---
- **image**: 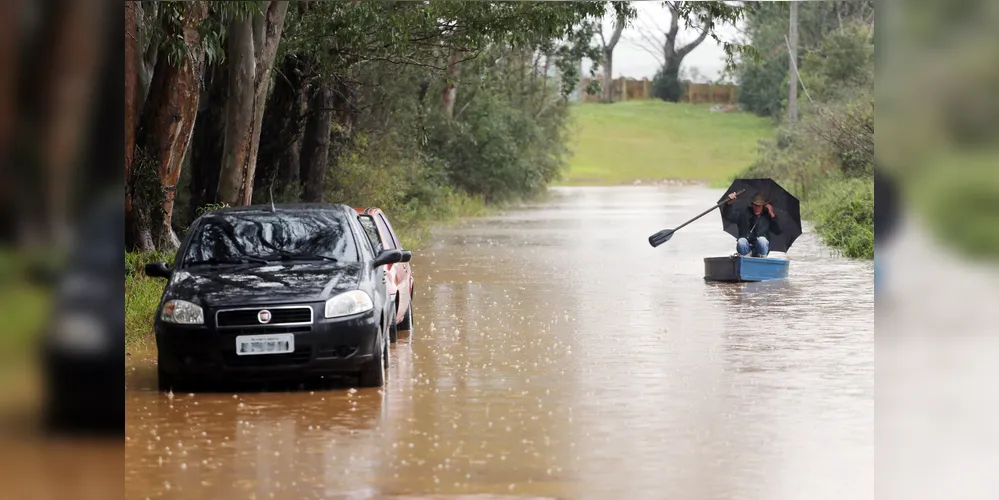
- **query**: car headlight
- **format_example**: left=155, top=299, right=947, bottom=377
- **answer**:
left=325, top=290, right=373, bottom=318
left=50, top=312, right=108, bottom=354
left=160, top=299, right=204, bottom=325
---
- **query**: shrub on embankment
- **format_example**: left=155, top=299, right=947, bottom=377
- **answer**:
left=733, top=14, right=874, bottom=259
left=736, top=94, right=874, bottom=260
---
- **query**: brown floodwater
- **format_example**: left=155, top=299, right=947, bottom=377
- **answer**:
left=125, top=186, right=873, bottom=500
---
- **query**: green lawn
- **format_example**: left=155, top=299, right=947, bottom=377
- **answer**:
left=562, top=100, right=773, bottom=186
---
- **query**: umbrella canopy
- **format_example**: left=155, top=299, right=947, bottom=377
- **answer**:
left=718, top=178, right=802, bottom=253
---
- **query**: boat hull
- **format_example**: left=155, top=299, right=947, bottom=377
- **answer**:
left=704, top=255, right=789, bottom=282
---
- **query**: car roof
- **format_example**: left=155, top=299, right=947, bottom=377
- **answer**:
left=208, top=203, right=353, bottom=216
left=353, top=207, right=383, bottom=216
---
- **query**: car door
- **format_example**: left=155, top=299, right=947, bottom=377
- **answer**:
left=375, top=212, right=411, bottom=309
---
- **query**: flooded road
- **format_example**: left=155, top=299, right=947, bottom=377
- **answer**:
left=126, top=186, right=873, bottom=500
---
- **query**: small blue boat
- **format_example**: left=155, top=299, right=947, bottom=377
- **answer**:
left=703, top=255, right=789, bottom=282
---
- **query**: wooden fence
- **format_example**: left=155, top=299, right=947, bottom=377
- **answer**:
left=578, top=76, right=739, bottom=105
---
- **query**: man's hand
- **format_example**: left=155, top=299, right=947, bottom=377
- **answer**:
left=765, top=203, right=775, bottom=217
left=727, top=192, right=738, bottom=204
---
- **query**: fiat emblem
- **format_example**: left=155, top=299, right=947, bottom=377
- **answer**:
left=257, top=310, right=272, bottom=324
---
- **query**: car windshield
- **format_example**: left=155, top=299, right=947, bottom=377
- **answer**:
left=181, top=210, right=359, bottom=266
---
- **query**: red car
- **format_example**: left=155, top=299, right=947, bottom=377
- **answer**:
left=354, top=207, right=415, bottom=343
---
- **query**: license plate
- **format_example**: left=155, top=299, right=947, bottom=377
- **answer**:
left=235, top=334, right=295, bottom=356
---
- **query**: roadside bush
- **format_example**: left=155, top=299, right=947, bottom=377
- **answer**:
left=427, top=91, right=568, bottom=204
left=737, top=51, right=787, bottom=118
left=807, top=178, right=874, bottom=259
left=651, top=66, right=684, bottom=103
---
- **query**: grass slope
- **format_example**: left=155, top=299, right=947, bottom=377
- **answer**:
left=563, top=101, right=773, bottom=186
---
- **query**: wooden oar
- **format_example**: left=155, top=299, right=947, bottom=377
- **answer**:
left=648, top=189, right=745, bottom=248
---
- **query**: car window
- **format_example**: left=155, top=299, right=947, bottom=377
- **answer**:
left=181, top=210, right=359, bottom=265
left=377, top=213, right=402, bottom=249
left=373, top=215, right=397, bottom=250
left=357, top=215, right=383, bottom=253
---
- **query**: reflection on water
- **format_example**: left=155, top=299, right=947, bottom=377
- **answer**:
left=126, top=186, right=873, bottom=500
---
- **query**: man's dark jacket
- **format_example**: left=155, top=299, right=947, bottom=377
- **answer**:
left=721, top=202, right=782, bottom=241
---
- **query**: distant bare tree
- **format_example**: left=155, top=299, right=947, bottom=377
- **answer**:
left=596, top=6, right=630, bottom=103
left=630, top=2, right=712, bottom=76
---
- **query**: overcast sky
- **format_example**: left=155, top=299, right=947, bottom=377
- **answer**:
left=581, top=2, right=745, bottom=82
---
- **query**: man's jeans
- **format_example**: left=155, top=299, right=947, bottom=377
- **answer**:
left=737, top=237, right=769, bottom=257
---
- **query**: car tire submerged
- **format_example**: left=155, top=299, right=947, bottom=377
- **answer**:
left=389, top=301, right=400, bottom=344
left=398, top=292, right=413, bottom=332
left=358, top=321, right=389, bottom=388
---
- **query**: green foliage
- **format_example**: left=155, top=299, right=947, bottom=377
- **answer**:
left=909, top=151, right=999, bottom=260
left=808, top=178, right=874, bottom=259
left=429, top=95, right=560, bottom=203
left=737, top=49, right=787, bottom=117
left=733, top=4, right=875, bottom=259
left=282, top=0, right=606, bottom=94
left=734, top=1, right=875, bottom=119
left=149, top=1, right=260, bottom=68
left=799, top=21, right=874, bottom=103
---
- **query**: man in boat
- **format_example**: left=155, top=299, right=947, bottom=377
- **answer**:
left=722, top=191, right=782, bottom=257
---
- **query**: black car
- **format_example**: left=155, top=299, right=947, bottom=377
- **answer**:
left=143, top=204, right=410, bottom=390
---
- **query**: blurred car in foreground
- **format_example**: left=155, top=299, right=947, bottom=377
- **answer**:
left=143, top=204, right=405, bottom=390
left=40, top=190, right=124, bottom=436
left=354, top=207, right=415, bottom=343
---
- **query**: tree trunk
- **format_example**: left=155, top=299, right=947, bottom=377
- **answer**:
left=254, top=54, right=309, bottom=201
left=216, top=1, right=289, bottom=206
left=135, top=2, right=207, bottom=251
left=216, top=16, right=255, bottom=207
left=441, top=49, right=459, bottom=118
left=188, top=61, right=228, bottom=221
left=299, top=82, right=333, bottom=203
left=40, top=0, right=102, bottom=249
left=599, top=11, right=626, bottom=104
left=657, top=6, right=712, bottom=103
left=788, top=0, right=799, bottom=123
left=240, top=1, right=289, bottom=204
left=601, top=49, right=614, bottom=103
left=125, top=0, right=138, bottom=246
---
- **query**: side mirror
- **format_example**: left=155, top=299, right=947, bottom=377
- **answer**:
left=371, top=249, right=403, bottom=269
left=400, top=250, right=412, bottom=263
left=144, top=262, right=172, bottom=279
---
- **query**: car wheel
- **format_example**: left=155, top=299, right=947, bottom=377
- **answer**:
left=398, top=293, right=413, bottom=332
left=358, top=334, right=386, bottom=388
left=389, top=302, right=399, bottom=344
left=383, top=332, right=390, bottom=370
left=157, top=363, right=178, bottom=392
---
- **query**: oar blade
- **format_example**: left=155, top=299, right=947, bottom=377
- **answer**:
left=648, top=229, right=675, bottom=247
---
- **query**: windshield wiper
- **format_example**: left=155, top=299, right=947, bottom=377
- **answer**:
left=269, top=251, right=339, bottom=263
left=186, top=256, right=269, bottom=267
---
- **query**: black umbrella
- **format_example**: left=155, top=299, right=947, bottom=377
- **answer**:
left=718, top=178, right=802, bottom=253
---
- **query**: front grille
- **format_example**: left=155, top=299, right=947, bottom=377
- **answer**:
left=216, top=306, right=313, bottom=328
left=222, top=349, right=313, bottom=367
left=225, top=325, right=312, bottom=335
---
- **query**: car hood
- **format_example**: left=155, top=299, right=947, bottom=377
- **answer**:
left=166, top=262, right=366, bottom=306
